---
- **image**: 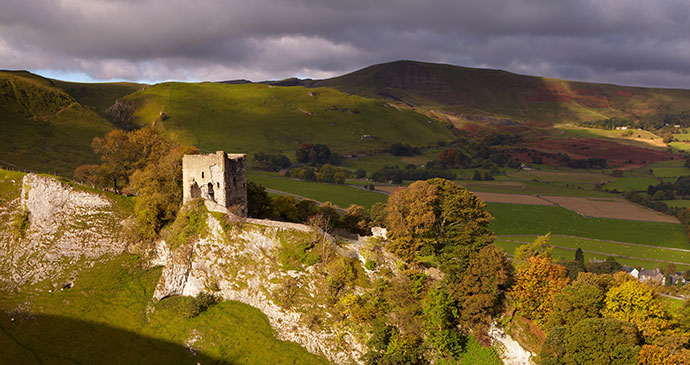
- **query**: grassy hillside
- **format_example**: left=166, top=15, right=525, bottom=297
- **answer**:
left=310, top=60, right=690, bottom=124
left=0, top=71, right=117, bottom=176
left=0, top=254, right=325, bottom=364
left=116, top=82, right=454, bottom=156
left=53, top=79, right=142, bottom=117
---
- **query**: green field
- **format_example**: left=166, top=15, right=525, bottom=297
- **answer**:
left=603, top=176, right=659, bottom=191
left=664, top=200, right=690, bottom=208
left=673, top=132, right=690, bottom=142
left=497, top=235, right=690, bottom=270
left=462, top=179, right=615, bottom=197
left=0, top=255, right=324, bottom=364
left=486, top=203, right=688, bottom=249
left=249, top=171, right=387, bottom=209
left=495, top=239, right=690, bottom=271
left=507, top=170, right=613, bottom=184
left=652, top=167, right=690, bottom=178
left=669, top=142, right=690, bottom=151
left=341, top=149, right=441, bottom=173
left=120, top=82, right=454, bottom=158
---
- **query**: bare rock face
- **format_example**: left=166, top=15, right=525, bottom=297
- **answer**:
left=0, top=174, right=128, bottom=288
left=152, top=215, right=367, bottom=364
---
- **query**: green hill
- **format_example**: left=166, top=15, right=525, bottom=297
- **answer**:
left=308, top=60, right=690, bottom=124
left=115, top=82, right=455, bottom=156
left=52, top=79, right=142, bottom=117
left=0, top=70, right=117, bottom=175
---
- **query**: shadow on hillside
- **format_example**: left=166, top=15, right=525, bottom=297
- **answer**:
left=0, top=313, right=233, bottom=364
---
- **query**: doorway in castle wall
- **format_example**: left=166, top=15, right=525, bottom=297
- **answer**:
left=207, top=182, right=215, bottom=201
left=190, top=182, right=201, bottom=199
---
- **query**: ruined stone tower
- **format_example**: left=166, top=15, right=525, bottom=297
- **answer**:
left=182, top=151, right=247, bottom=217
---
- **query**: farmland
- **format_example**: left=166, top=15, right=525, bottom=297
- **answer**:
left=486, top=202, right=688, bottom=249
left=249, top=171, right=387, bottom=209
left=495, top=237, right=690, bottom=271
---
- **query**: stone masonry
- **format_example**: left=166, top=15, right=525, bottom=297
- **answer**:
left=182, top=151, right=247, bottom=217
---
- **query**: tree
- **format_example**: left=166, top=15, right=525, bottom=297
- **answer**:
left=574, top=248, right=584, bottom=263
left=562, top=318, right=640, bottom=364
left=511, top=256, right=569, bottom=326
left=513, top=233, right=552, bottom=267
left=423, top=286, right=463, bottom=357
left=73, top=164, right=101, bottom=186
left=384, top=178, right=494, bottom=270
left=247, top=180, right=273, bottom=218
left=125, top=145, right=199, bottom=238
left=639, top=344, right=690, bottom=365
left=369, top=202, right=387, bottom=227
left=449, top=244, right=512, bottom=338
left=557, top=259, right=586, bottom=281
left=546, top=283, right=605, bottom=329
left=272, top=195, right=299, bottom=222
left=603, top=280, right=669, bottom=339
left=318, top=202, right=340, bottom=229
left=343, top=204, right=370, bottom=235
left=354, top=168, right=367, bottom=179
left=91, top=128, right=171, bottom=193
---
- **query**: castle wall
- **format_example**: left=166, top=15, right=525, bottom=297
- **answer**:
left=182, top=151, right=247, bottom=216
left=224, top=154, right=248, bottom=216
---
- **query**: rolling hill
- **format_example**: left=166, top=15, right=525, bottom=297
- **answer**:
left=0, top=71, right=120, bottom=175
left=307, top=60, right=690, bottom=126
left=112, top=81, right=455, bottom=157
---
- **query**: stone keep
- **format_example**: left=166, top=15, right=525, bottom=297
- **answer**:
left=182, top=151, right=247, bottom=217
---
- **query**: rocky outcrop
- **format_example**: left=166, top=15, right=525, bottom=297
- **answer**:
left=0, top=174, right=128, bottom=288
left=105, top=99, right=136, bottom=129
left=152, top=215, right=367, bottom=363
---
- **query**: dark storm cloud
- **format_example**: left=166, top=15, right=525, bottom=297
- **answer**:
left=1, top=0, right=689, bottom=87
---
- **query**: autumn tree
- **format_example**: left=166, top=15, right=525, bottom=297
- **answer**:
left=511, top=256, right=569, bottom=326
left=449, top=244, right=512, bottom=338
left=603, top=280, right=669, bottom=339
left=90, top=128, right=171, bottom=192
left=513, top=233, right=552, bottom=268
left=384, top=178, right=494, bottom=271
left=125, top=145, right=199, bottom=238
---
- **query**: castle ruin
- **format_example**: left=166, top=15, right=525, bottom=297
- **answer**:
left=182, top=151, right=247, bottom=217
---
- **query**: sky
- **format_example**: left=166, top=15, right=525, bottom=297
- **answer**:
left=1, top=0, right=689, bottom=87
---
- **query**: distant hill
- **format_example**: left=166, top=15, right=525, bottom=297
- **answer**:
left=307, top=60, right=690, bottom=125
left=113, top=81, right=454, bottom=157
left=0, top=70, right=118, bottom=175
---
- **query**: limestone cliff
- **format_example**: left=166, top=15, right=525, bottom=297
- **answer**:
left=151, top=214, right=368, bottom=363
left=0, top=174, right=129, bottom=289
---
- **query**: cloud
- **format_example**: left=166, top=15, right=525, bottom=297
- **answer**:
left=0, top=0, right=689, bottom=87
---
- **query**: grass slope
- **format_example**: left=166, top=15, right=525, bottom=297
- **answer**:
left=0, top=254, right=325, bottom=364
left=117, top=81, right=454, bottom=156
left=310, top=60, right=690, bottom=124
left=53, top=79, right=142, bottom=117
left=487, top=203, right=688, bottom=249
left=0, top=70, right=117, bottom=176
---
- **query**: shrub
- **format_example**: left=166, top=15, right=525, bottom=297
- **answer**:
left=10, top=209, right=29, bottom=239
